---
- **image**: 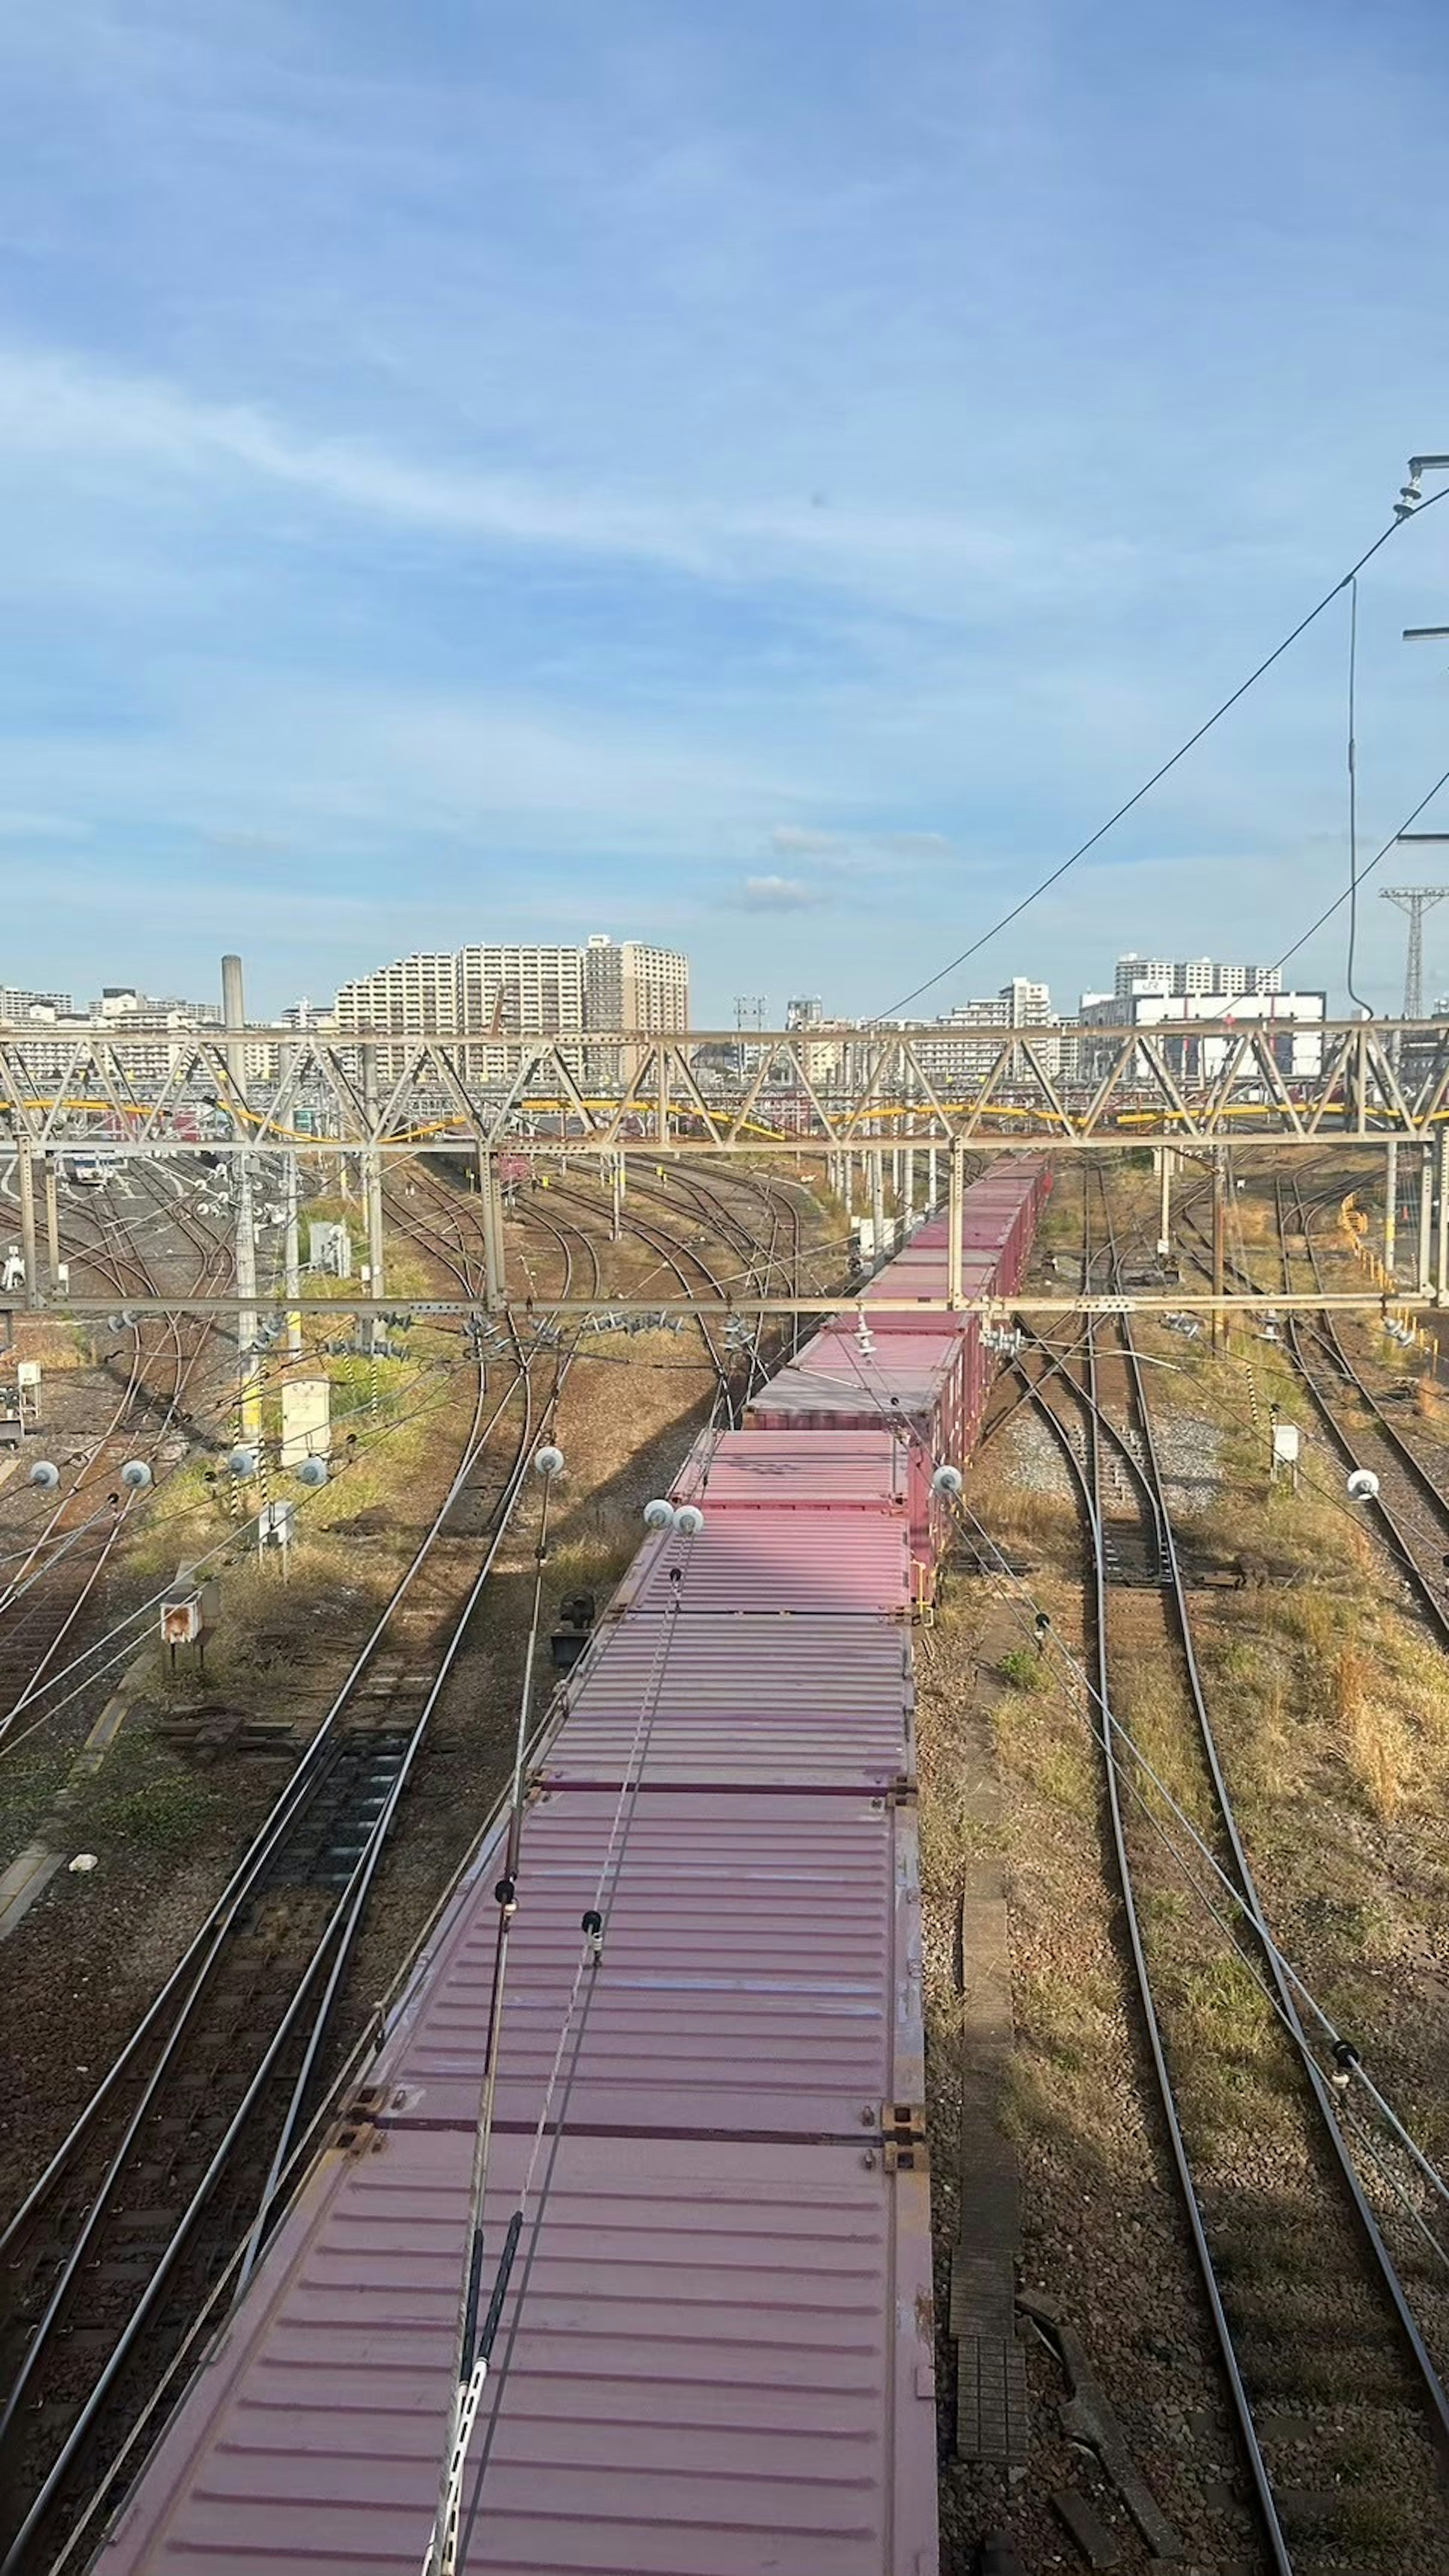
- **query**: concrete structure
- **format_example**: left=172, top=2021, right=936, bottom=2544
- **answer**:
left=1078, top=984, right=1325, bottom=1081
left=1113, top=953, right=1281, bottom=1000
left=334, top=952, right=463, bottom=1079
left=333, top=938, right=688, bottom=1085
left=0, top=985, right=73, bottom=1021
left=914, top=980, right=1054, bottom=1085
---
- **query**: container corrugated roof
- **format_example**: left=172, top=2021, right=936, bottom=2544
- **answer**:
left=94, top=2131, right=937, bottom=2576
left=670, top=1428, right=908, bottom=1508
left=380, top=1791, right=921, bottom=2136
left=615, top=1506, right=914, bottom=1616
left=545, top=1613, right=914, bottom=1789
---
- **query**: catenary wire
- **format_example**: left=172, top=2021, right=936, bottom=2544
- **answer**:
left=872, top=492, right=1449, bottom=1020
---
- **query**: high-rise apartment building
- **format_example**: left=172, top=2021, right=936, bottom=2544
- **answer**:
left=914, top=979, right=1055, bottom=1084
left=332, top=936, right=690, bottom=1087
left=0, top=985, right=74, bottom=1022
left=1114, top=953, right=1281, bottom=1001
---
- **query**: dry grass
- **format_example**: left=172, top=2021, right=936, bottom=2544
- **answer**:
left=983, top=1488, right=1076, bottom=1554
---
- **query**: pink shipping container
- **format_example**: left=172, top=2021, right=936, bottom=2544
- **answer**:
left=671, top=1426, right=909, bottom=1509
left=544, top=1611, right=915, bottom=1790
left=94, top=2128, right=937, bottom=2576
left=746, top=1332, right=966, bottom=1571
left=615, top=1499, right=915, bottom=1618
left=82, top=1160, right=1057, bottom=2576
left=372, top=1788, right=922, bottom=2138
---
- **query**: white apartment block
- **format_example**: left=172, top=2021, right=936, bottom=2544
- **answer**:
left=913, top=980, right=1056, bottom=1086
left=585, top=936, right=690, bottom=1083
left=1079, top=985, right=1324, bottom=1082
left=0, top=985, right=74, bottom=1022
left=332, top=937, right=689, bottom=1089
left=1114, top=953, right=1281, bottom=1000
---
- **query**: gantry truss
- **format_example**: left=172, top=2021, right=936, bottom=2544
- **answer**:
left=4, top=1017, right=1449, bottom=1154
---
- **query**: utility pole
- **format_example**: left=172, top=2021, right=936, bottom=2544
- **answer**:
left=1380, top=876, right=1449, bottom=1020
left=1379, top=873, right=1449, bottom=1280
left=222, top=954, right=261, bottom=1440
left=284, top=1151, right=302, bottom=1356
left=1211, top=1153, right=1226, bottom=1355
left=1438, top=1125, right=1449, bottom=1305
left=478, top=1146, right=506, bottom=1312
left=43, top=1157, right=60, bottom=1289
left=15, top=1148, right=37, bottom=1310
left=359, top=1048, right=386, bottom=1353
left=947, top=1142, right=964, bottom=1309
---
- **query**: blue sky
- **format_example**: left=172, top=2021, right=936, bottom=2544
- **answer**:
left=3, top=0, right=1449, bottom=1023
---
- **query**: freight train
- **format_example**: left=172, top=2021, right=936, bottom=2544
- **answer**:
left=86, top=1155, right=1049, bottom=2576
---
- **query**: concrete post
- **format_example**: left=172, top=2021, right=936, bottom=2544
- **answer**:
left=1418, top=1142, right=1434, bottom=1297
left=843, top=1156, right=854, bottom=1222
left=1438, top=1126, right=1449, bottom=1304
left=928, top=1144, right=938, bottom=1212
left=1385, top=1137, right=1398, bottom=1282
left=903, top=1149, right=915, bottom=1232
left=360, top=1050, right=385, bottom=1352
left=1211, top=1153, right=1226, bottom=1355
left=947, top=1143, right=964, bottom=1309
left=478, top=1147, right=506, bottom=1312
left=612, top=1151, right=623, bottom=1243
left=284, top=1151, right=302, bottom=1356
left=15, top=1147, right=37, bottom=1308
left=1156, top=1145, right=1172, bottom=1258
left=234, top=1151, right=262, bottom=1440
left=222, top=953, right=260, bottom=1430
left=870, top=1148, right=885, bottom=1263
left=43, top=1158, right=60, bottom=1288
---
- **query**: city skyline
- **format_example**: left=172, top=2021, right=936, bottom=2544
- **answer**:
left=0, top=942, right=1337, bottom=1034
left=2, top=6, right=1449, bottom=1022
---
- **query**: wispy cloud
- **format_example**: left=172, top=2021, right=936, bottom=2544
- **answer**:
left=0, top=341, right=1129, bottom=617
left=735, top=873, right=822, bottom=911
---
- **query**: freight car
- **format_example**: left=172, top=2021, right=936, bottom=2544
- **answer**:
left=82, top=1156, right=1048, bottom=2576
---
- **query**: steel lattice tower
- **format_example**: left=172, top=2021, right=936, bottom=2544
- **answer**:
left=1380, top=884, right=1449, bottom=1016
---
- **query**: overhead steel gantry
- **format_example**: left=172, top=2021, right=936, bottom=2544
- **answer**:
left=5, top=1016, right=1449, bottom=1322
left=4, top=1015, right=1449, bottom=1151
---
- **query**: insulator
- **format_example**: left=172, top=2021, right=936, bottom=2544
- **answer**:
left=1346, top=1468, right=1380, bottom=1503
left=534, top=1444, right=565, bottom=1479
left=228, top=1445, right=259, bottom=1479
left=120, top=1459, right=152, bottom=1489
left=673, top=1503, right=705, bottom=1537
left=28, top=1460, right=60, bottom=1488
left=298, top=1455, right=329, bottom=1486
left=643, top=1498, right=674, bottom=1528
left=932, top=1463, right=963, bottom=1495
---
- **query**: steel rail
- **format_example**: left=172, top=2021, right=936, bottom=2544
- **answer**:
left=1010, top=1282, right=1292, bottom=2568
left=1176, top=1187, right=1449, bottom=1648
left=1091, top=1193, right=1449, bottom=2465
left=1, top=1171, right=605, bottom=2565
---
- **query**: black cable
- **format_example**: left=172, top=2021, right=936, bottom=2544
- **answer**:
left=1345, top=576, right=1373, bottom=1016
left=872, top=492, right=1449, bottom=1022
left=1274, top=755, right=1449, bottom=978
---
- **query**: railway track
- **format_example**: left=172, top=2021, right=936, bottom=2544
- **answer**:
left=0, top=1196, right=586, bottom=2573
left=1174, top=1175, right=1449, bottom=1646
left=1010, top=1178, right=1449, bottom=2573
left=0, top=1152, right=818, bottom=2568
left=0, top=1174, right=233, bottom=1748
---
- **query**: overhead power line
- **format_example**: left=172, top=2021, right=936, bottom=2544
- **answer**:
left=874, top=489, right=1449, bottom=1021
